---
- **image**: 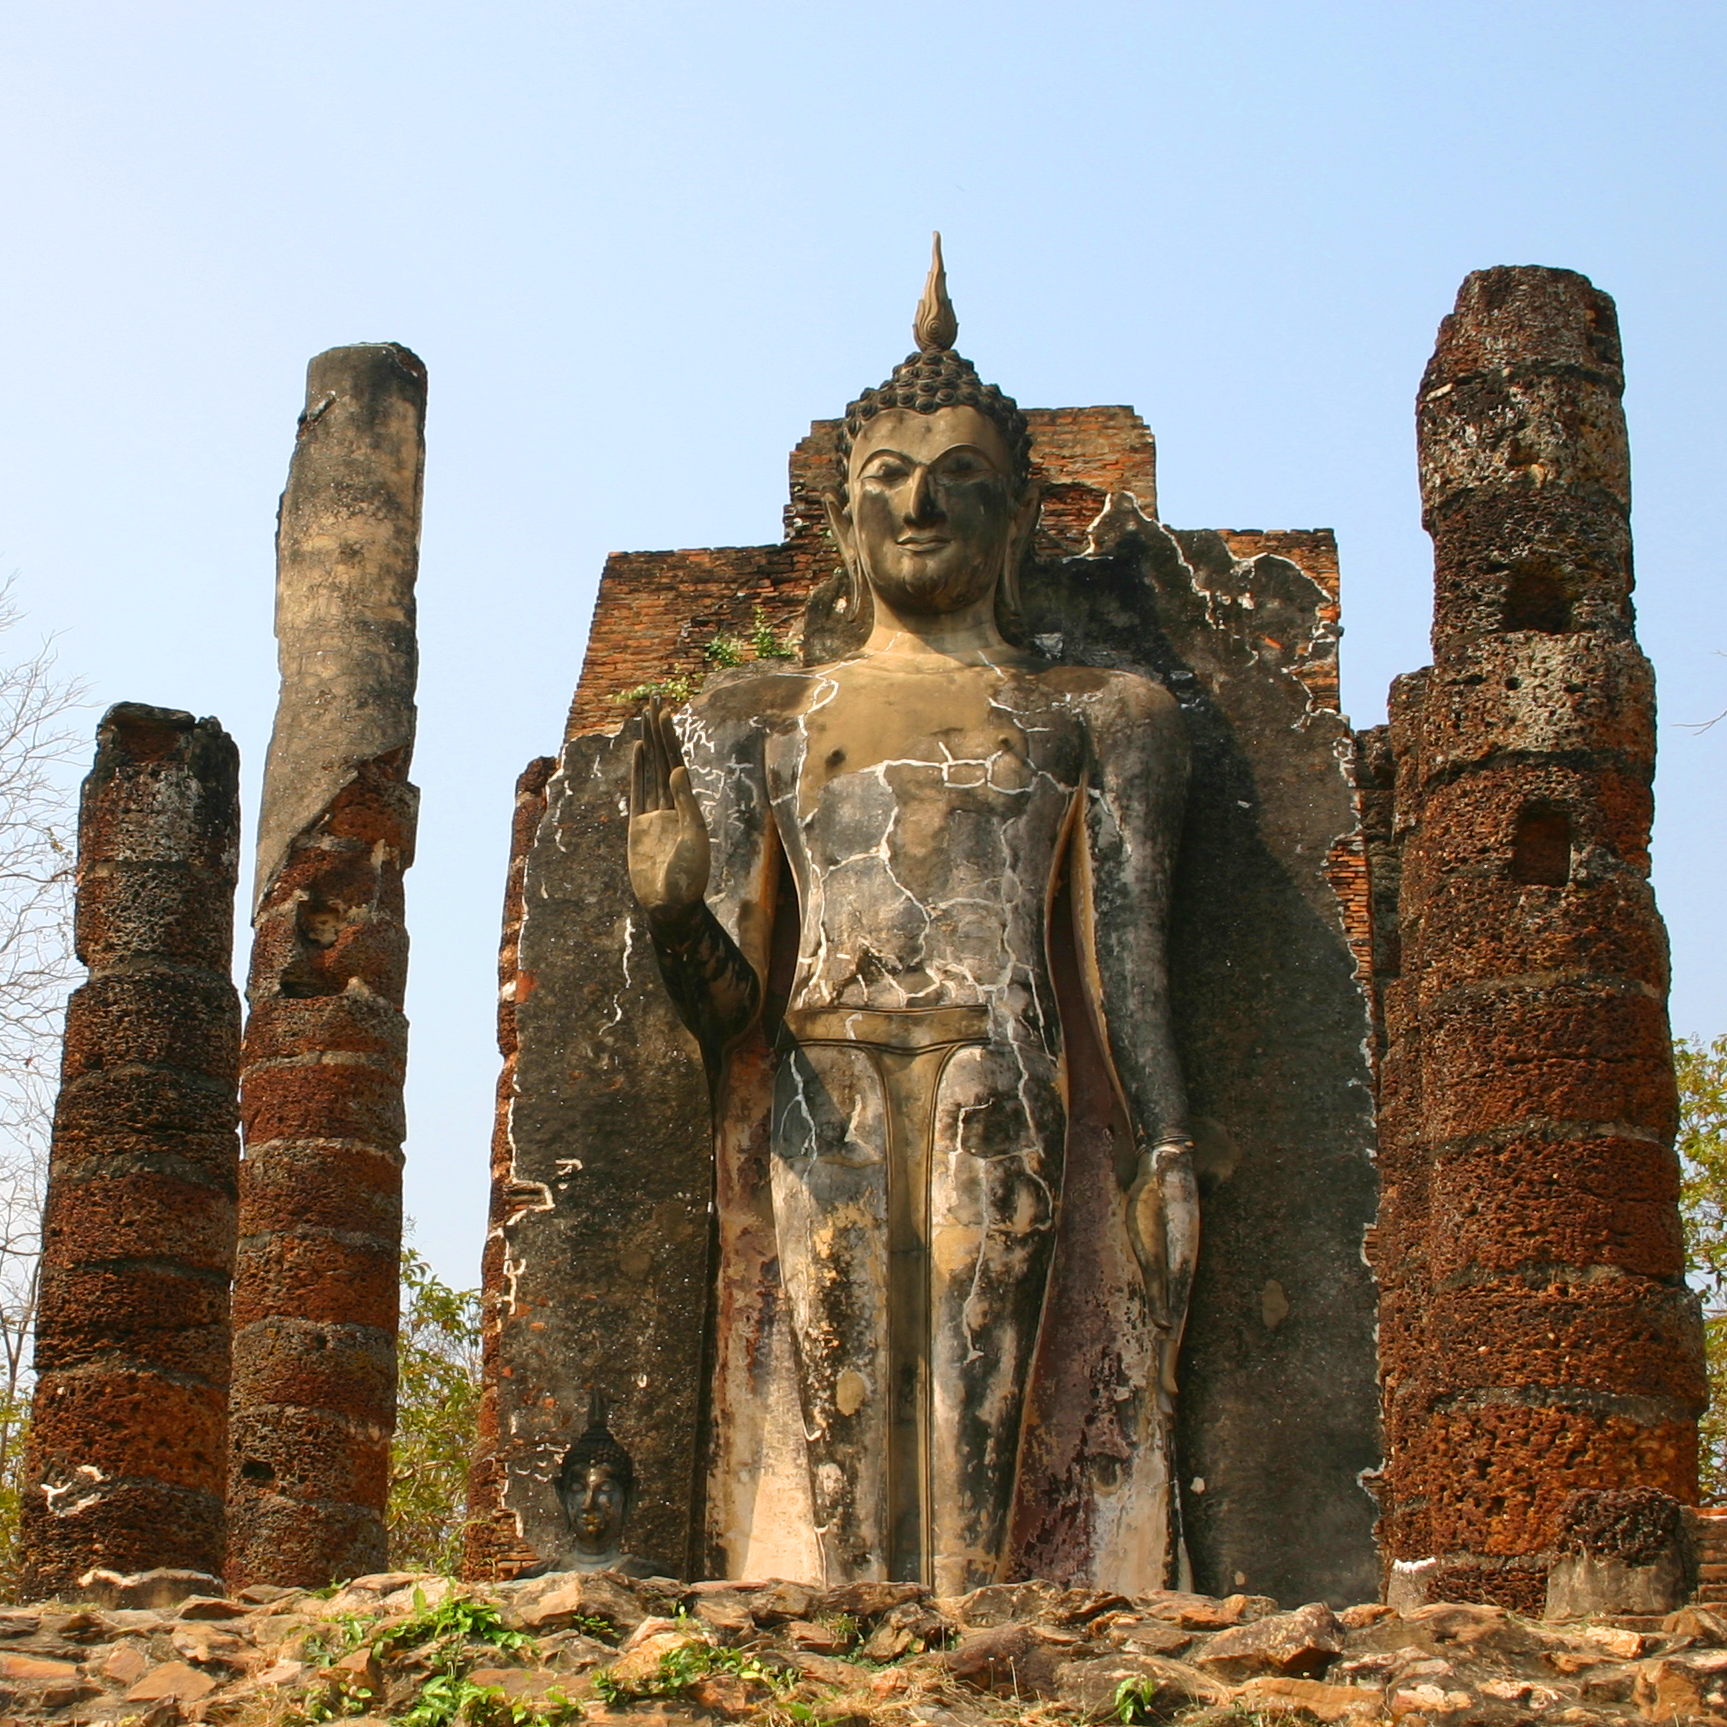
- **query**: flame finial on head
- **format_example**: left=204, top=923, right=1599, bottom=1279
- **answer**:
left=839, top=233, right=1031, bottom=501
left=913, top=232, right=959, bottom=352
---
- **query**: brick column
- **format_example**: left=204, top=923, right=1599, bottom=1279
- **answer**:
left=227, top=344, right=425, bottom=1588
left=20, top=704, right=240, bottom=1597
left=1373, top=268, right=1703, bottom=1611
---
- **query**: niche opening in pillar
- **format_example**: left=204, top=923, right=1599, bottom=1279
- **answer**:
left=1501, top=562, right=1574, bottom=633
left=1511, top=804, right=1573, bottom=887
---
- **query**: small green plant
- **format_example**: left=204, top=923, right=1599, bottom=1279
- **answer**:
left=591, top=1639, right=789, bottom=1705
left=818, top=1611, right=861, bottom=1651
left=1114, top=1673, right=1160, bottom=1724
left=703, top=633, right=746, bottom=668
left=566, top=1612, right=616, bottom=1642
left=289, top=1659, right=380, bottom=1726
left=390, top=1674, right=582, bottom=1727
left=300, top=1612, right=373, bottom=1668
left=374, top=1590, right=530, bottom=1659
left=395, top=1672, right=492, bottom=1727
left=749, top=606, right=798, bottom=660
left=612, top=674, right=699, bottom=706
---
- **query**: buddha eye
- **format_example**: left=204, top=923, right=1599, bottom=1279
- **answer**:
left=938, top=450, right=991, bottom=479
left=864, top=457, right=911, bottom=483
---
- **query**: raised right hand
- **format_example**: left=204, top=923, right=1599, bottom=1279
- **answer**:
left=627, top=697, right=711, bottom=923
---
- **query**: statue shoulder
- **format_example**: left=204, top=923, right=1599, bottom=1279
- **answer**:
left=690, top=663, right=817, bottom=728
left=1032, top=661, right=1184, bottom=734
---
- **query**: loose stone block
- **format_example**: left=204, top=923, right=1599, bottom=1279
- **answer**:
left=20, top=703, right=241, bottom=1599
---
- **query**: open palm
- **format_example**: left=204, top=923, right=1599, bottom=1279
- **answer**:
left=627, top=697, right=710, bottom=920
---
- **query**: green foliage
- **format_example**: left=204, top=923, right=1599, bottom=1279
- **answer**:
left=591, top=1639, right=788, bottom=1704
left=0, top=1386, right=28, bottom=1599
left=375, top=1590, right=530, bottom=1660
left=610, top=607, right=797, bottom=711
left=1113, top=1675, right=1160, bottom=1723
left=1679, top=1034, right=1727, bottom=1498
left=749, top=606, right=798, bottom=660
left=818, top=1612, right=860, bottom=1651
left=388, top=1251, right=483, bottom=1573
left=611, top=674, right=699, bottom=706
left=395, top=1671, right=492, bottom=1727
left=294, top=1589, right=571, bottom=1727
left=292, top=1677, right=376, bottom=1724
left=566, top=1613, right=617, bottom=1642
left=394, top=1671, right=580, bottom=1727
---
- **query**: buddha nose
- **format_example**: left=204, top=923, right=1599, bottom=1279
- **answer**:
left=905, top=463, right=941, bottom=525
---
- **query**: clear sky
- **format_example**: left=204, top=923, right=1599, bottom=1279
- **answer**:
left=2, top=1, right=1721, bottom=1286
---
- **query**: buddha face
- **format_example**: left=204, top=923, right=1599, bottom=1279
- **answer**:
left=832, top=406, right=1033, bottom=619
left=560, top=1459, right=630, bottom=1555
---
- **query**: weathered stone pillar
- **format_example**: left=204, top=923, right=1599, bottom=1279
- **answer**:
left=21, top=704, right=241, bottom=1598
left=463, top=755, right=555, bottom=1584
left=227, top=343, right=425, bottom=1588
left=1374, top=268, right=1703, bottom=1611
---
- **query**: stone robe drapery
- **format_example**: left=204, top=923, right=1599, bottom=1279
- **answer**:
left=670, top=657, right=1190, bottom=1594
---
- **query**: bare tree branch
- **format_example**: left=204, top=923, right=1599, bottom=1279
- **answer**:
left=0, top=579, right=85, bottom=1577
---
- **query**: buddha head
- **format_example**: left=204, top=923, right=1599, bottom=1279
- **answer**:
left=824, top=237, right=1040, bottom=639
left=554, top=1396, right=636, bottom=1561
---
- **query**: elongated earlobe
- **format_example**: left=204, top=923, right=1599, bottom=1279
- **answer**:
left=821, top=489, right=862, bottom=617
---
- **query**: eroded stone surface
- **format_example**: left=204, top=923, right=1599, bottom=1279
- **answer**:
left=1370, top=267, right=1702, bottom=1613
left=227, top=343, right=427, bottom=1590
left=19, top=704, right=241, bottom=1600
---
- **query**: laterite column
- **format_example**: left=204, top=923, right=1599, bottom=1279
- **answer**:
left=227, top=344, right=426, bottom=1587
left=1374, top=268, right=1703, bottom=1611
left=21, top=704, right=241, bottom=1597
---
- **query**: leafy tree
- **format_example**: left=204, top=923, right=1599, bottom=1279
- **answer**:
left=1677, top=1034, right=1727, bottom=1500
left=388, top=1246, right=483, bottom=1572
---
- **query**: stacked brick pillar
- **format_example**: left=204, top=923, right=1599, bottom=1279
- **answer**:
left=227, top=344, right=426, bottom=1587
left=1372, top=267, right=1703, bottom=1612
left=20, top=705, right=241, bottom=1598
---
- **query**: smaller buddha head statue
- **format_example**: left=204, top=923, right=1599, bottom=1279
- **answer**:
left=822, top=235, right=1041, bottom=643
left=553, top=1392, right=636, bottom=1563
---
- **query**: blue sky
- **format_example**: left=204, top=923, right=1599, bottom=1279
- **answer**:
left=2, top=1, right=1721, bottom=1284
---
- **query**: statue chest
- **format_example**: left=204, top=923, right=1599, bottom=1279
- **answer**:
left=763, top=680, right=1088, bottom=898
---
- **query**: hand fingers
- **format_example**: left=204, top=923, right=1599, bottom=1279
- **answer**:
left=647, top=696, right=672, bottom=803
left=636, top=712, right=665, bottom=812
left=658, top=704, right=687, bottom=777
left=630, top=738, right=646, bottom=817
left=669, top=764, right=701, bottom=827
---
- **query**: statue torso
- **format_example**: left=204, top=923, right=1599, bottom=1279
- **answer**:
left=755, top=655, right=1116, bottom=1024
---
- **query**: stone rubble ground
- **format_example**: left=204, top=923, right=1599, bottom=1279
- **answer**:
left=0, top=1571, right=1724, bottom=1727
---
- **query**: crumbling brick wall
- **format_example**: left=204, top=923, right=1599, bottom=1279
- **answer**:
left=1371, top=268, right=1703, bottom=1613
left=20, top=704, right=241, bottom=1598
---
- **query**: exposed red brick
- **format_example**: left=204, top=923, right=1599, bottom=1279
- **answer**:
left=227, top=345, right=425, bottom=1589
left=20, top=703, right=241, bottom=1598
left=1373, top=267, right=1700, bottom=1607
